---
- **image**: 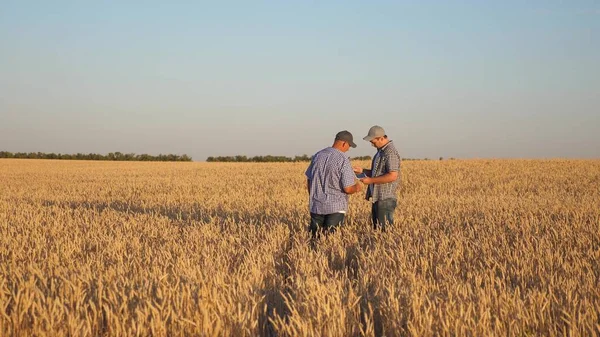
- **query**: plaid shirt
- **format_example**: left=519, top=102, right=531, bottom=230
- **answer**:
left=305, top=147, right=356, bottom=214
left=365, top=140, right=401, bottom=202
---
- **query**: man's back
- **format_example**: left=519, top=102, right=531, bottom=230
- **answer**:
left=305, top=147, right=355, bottom=214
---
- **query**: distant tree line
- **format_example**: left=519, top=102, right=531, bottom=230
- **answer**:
left=205, top=155, right=454, bottom=163
left=206, top=155, right=311, bottom=162
left=352, top=156, right=447, bottom=161
left=403, top=157, right=456, bottom=161
left=0, top=151, right=192, bottom=162
left=206, top=155, right=375, bottom=162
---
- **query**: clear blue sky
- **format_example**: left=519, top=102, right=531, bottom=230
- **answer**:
left=1, top=1, right=599, bottom=160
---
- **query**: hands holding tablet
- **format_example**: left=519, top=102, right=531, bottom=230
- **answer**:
left=353, top=166, right=371, bottom=183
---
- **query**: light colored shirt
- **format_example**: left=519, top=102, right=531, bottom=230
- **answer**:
left=305, top=147, right=355, bottom=214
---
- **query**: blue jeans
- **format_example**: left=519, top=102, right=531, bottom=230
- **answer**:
left=371, top=199, right=396, bottom=231
left=309, top=212, right=345, bottom=238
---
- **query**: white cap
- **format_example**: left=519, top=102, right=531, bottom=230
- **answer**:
left=363, top=125, right=386, bottom=141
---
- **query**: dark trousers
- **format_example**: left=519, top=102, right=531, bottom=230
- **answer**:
left=371, top=199, right=397, bottom=231
left=309, top=212, right=345, bottom=238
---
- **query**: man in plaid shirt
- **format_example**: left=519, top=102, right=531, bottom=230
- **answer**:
left=305, top=131, right=362, bottom=238
left=353, top=125, right=401, bottom=231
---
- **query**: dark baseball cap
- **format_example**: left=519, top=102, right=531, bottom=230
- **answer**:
left=335, top=130, right=357, bottom=148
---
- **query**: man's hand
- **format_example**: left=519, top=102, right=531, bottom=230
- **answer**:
left=361, top=171, right=397, bottom=185
left=352, top=166, right=363, bottom=174
left=344, top=182, right=362, bottom=194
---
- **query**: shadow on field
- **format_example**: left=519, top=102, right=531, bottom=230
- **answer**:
left=42, top=199, right=304, bottom=336
left=42, top=199, right=208, bottom=222
left=259, top=230, right=296, bottom=336
left=41, top=199, right=306, bottom=228
left=41, top=199, right=395, bottom=336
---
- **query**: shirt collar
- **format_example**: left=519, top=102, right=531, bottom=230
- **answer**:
left=378, top=140, right=392, bottom=151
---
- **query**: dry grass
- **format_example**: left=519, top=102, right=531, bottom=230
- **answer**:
left=0, top=158, right=599, bottom=336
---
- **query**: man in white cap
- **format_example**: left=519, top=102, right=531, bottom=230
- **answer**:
left=305, top=130, right=363, bottom=238
left=353, top=125, right=401, bottom=231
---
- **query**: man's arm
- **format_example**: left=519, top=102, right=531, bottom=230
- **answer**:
left=305, top=158, right=315, bottom=194
left=360, top=171, right=398, bottom=185
left=343, top=182, right=362, bottom=194
left=343, top=160, right=363, bottom=194
left=352, top=166, right=372, bottom=177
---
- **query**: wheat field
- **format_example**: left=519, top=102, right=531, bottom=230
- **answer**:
left=0, top=158, right=598, bottom=336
